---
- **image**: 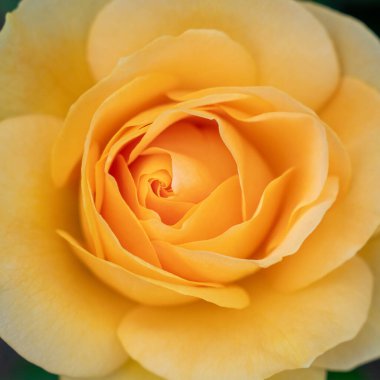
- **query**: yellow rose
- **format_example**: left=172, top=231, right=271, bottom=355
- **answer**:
left=0, top=1, right=380, bottom=379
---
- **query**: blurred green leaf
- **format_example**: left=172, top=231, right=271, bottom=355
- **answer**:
left=0, top=0, right=20, bottom=14
left=328, top=369, right=368, bottom=380
left=0, top=0, right=21, bottom=29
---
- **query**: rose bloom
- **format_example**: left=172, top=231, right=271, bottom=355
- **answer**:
left=0, top=0, right=380, bottom=379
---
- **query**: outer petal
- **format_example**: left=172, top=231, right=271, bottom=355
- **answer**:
left=61, top=365, right=326, bottom=380
left=89, top=0, right=339, bottom=109
left=269, top=78, right=380, bottom=290
left=314, top=235, right=380, bottom=370
left=61, top=360, right=162, bottom=380
left=53, top=30, right=257, bottom=186
left=118, top=258, right=372, bottom=380
left=268, top=368, right=326, bottom=380
left=0, top=0, right=107, bottom=119
left=0, top=116, right=131, bottom=377
left=304, top=2, right=380, bottom=92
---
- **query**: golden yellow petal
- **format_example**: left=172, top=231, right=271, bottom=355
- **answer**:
left=52, top=73, right=177, bottom=186
left=60, top=232, right=249, bottom=309
left=54, top=30, right=256, bottom=186
left=144, top=175, right=242, bottom=246
left=270, top=78, right=380, bottom=290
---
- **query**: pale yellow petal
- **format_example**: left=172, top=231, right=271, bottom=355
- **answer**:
left=0, top=115, right=131, bottom=377
left=61, top=360, right=162, bottom=380
left=270, top=78, right=380, bottom=290
left=268, top=368, right=326, bottom=380
left=305, top=2, right=380, bottom=92
left=0, top=0, right=107, bottom=119
left=119, top=258, right=372, bottom=380
left=314, top=235, right=380, bottom=370
left=89, top=0, right=338, bottom=109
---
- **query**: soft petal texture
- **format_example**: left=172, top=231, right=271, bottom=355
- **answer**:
left=0, top=0, right=107, bottom=119
left=76, top=130, right=251, bottom=308
left=60, top=232, right=250, bottom=309
left=147, top=176, right=242, bottom=246
left=305, top=2, right=380, bottom=92
left=314, top=235, right=380, bottom=370
left=0, top=116, right=131, bottom=377
left=78, top=150, right=225, bottom=287
left=118, top=258, right=372, bottom=380
left=268, top=368, right=326, bottom=380
left=89, top=0, right=339, bottom=109
left=53, top=30, right=256, bottom=186
left=269, top=77, right=380, bottom=290
left=61, top=364, right=326, bottom=380
left=61, top=360, right=162, bottom=380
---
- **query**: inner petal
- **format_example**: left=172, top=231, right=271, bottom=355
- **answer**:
left=119, top=118, right=238, bottom=225
left=149, top=120, right=237, bottom=203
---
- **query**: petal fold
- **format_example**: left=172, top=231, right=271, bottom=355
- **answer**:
left=269, top=78, right=380, bottom=290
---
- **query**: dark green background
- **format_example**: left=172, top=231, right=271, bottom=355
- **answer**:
left=0, top=0, right=379, bottom=379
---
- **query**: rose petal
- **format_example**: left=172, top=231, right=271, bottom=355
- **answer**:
left=79, top=158, right=222, bottom=288
left=153, top=175, right=338, bottom=284
left=305, top=2, right=380, bottom=92
left=89, top=0, right=338, bottom=109
left=314, top=235, right=380, bottom=370
left=61, top=360, right=162, bottom=380
left=0, top=115, right=131, bottom=377
left=61, top=365, right=325, bottom=380
left=217, top=115, right=273, bottom=220
left=146, top=121, right=237, bottom=203
left=144, top=175, right=242, bottom=245
left=268, top=368, right=326, bottom=380
left=181, top=168, right=292, bottom=260
left=0, top=0, right=106, bottom=119
left=52, top=73, right=177, bottom=186
left=60, top=232, right=250, bottom=309
left=101, top=174, right=161, bottom=266
left=118, top=257, right=372, bottom=380
left=54, top=29, right=256, bottom=186
left=181, top=110, right=331, bottom=262
left=269, top=78, right=380, bottom=290
left=153, top=240, right=260, bottom=284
